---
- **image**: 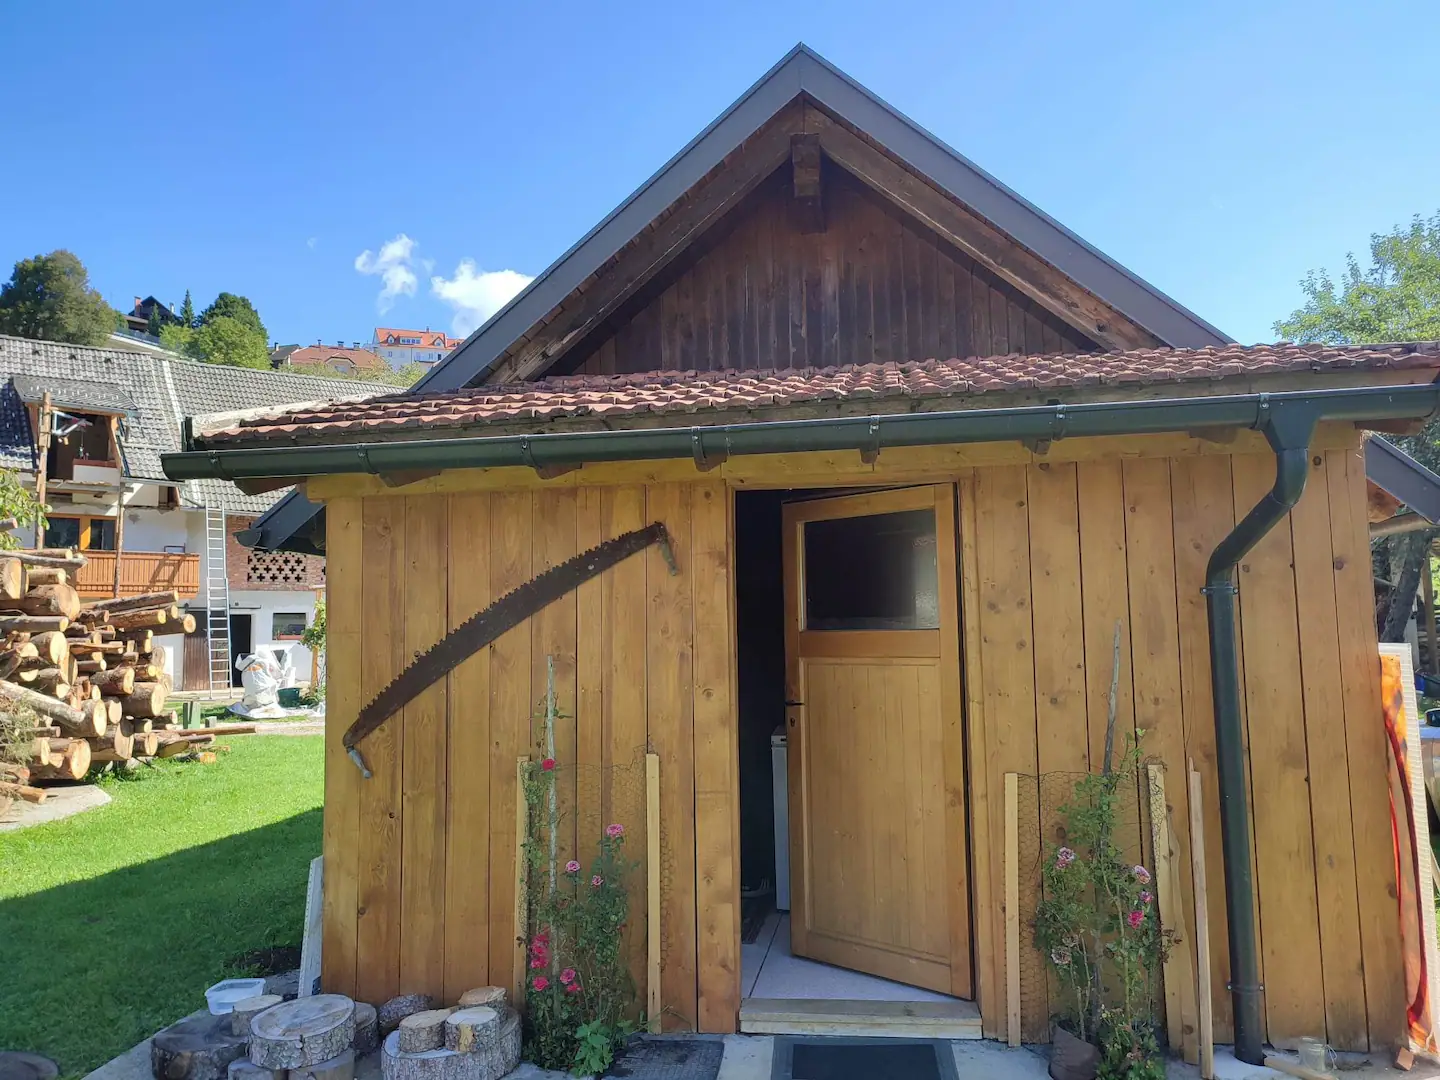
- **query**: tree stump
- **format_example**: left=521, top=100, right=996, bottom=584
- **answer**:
left=227, top=1062, right=285, bottom=1080
left=455, top=987, right=505, bottom=1009
left=442, top=1007, right=499, bottom=1053
left=151, top=1013, right=249, bottom=1080
left=396, top=1009, right=454, bottom=1053
left=377, top=994, right=434, bottom=1034
left=379, top=1032, right=502, bottom=1080
left=352, top=1003, right=380, bottom=1055
left=291, top=1049, right=355, bottom=1080
left=230, top=994, right=283, bottom=1036
left=248, top=995, right=355, bottom=1069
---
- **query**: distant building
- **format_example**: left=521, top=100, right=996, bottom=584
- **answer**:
left=272, top=341, right=390, bottom=377
left=121, top=295, right=178, bottom=335
left=366, top=327, right=461, bottom=369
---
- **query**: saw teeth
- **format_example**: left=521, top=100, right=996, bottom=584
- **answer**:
left=344, top=522, right=671, bottom=751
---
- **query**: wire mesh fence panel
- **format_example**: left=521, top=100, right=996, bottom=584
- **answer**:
left=520, top=754, right=651, bottom=1022
left=1014, top=764, right=1168, bottom=1041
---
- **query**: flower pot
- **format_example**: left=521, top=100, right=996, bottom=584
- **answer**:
left=1049, top=1026, right=1100, bottom=1080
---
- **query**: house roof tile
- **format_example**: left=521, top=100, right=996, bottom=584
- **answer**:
left=197, top=341, right=1440, bottom=448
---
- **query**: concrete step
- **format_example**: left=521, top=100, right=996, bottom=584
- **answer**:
left=739, top=998, right=982, bottom=1039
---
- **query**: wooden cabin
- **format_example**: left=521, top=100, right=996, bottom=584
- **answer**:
left=166, top=46, right=1440, bottom=1057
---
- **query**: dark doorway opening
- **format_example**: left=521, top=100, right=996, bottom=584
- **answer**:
left=228, top=613, right=253, bottom=687
left=736, top=491, right=787, bottom=935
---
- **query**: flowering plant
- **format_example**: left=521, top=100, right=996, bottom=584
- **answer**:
left=521, top=751, right=638, bottom=1075
left=1033, top=732, right=1173, bottom=1080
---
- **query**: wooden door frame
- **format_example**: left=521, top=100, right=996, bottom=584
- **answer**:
left=778, top=483, right=972, bottom=998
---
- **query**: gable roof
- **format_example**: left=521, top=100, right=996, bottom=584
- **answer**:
left=374, top=328, right=459, bottom=349
left=0, top=334, right=384, bottom=513
left=414, top=44, right=1229, bottom=396
left=286, top=344, right=391, bottom=373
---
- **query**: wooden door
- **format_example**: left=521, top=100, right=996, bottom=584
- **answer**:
left=782, top=485, right=971, bottom=997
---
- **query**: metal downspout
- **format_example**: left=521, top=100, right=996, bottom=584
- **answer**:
left=1203, top=400, right=1317, bottom=1065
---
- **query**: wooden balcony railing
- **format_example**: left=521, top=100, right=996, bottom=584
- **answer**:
left=73, top=552, right=200, bottom=600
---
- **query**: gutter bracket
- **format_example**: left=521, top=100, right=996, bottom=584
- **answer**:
left=205, top=451, right=232, bottom=482
left=859, top=418, right=882, bottom=465
left=356, top=447, right=378, bottom=475
left=517, top=437, right=579, bottom=480
left=691, top=429, right=729, bottom=472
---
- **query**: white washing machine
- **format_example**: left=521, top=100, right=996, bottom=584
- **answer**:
left=772, top=727, right=790, bottom=911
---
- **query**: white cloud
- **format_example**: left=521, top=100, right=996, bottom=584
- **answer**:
left=430, top=262, right=533, bottom=336
left=306, top=236, right=318, bottom=250
left=354, top=233, right=419, bottom=312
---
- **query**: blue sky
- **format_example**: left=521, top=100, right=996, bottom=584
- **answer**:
left=2, top=1, right=1436, bottom=351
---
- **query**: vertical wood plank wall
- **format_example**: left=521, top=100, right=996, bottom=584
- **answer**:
left=323, top=441, right=1399, bottom=1051
left=322, top=481, right=740, bottom=1033
left=966, top=444, right=1401, bottom=1052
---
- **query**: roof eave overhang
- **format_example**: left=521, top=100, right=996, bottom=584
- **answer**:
left=413, top=45, right=1230, bottom=397
left=164, top=383, right=1440, bottom=489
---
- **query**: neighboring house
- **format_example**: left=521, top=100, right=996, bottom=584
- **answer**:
left=275, top=342, right=391, bottom=377
left=166, top=47, right=1439, bottom=1060
left=366, top=326, right=460, bottom=369
left=121, top=295, right=178, bottom=335
left=0, top=334, right=382, bottom=691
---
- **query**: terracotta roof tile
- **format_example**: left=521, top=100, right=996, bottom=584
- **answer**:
left=195, top=343, right=1440, bottom=447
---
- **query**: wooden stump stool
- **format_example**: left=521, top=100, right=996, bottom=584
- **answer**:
left=377, top=994, right=434, bottom=1035
left=352, top=1002, right=380, bottom=1055
left=151, top=1013, right=249, bottom=1080
left=248, top=995, right=356, bottom=1069
left=396, top=1009, right=454, bottom=1053
left=442, top=1007, right=499, bottom=1053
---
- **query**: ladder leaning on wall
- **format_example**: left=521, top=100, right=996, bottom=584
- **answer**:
left=203, top=506, right=232, bottom=696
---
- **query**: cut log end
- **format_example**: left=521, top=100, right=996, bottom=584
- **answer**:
left=396, top=1009, right=453, bottom=1054
left=247, top=994, right=355, bottom=1070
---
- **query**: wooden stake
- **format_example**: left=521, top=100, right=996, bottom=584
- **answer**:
left=1188, top=762, right=1214, bottom=1080
left=1004, top=771, right=1020, bottom=1047
left=513, top=756, right=528, bottom=1010
left=647, top=751, right=661, bottom=1034
left=1147, top=763, right=1197, bottom=1061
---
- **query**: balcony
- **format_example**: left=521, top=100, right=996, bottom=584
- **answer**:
left=74, top=552, right=200, bottom=600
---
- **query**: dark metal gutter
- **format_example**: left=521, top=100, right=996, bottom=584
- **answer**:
left=163, top=381, right=1440, bottom=1060
left=165, top=384, right=1437, bottom=483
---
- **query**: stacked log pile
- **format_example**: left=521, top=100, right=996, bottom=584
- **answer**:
left=0, top=549, right=254, bottom=781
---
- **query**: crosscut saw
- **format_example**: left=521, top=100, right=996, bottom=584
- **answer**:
left=343, top=520, right=676, bottom=776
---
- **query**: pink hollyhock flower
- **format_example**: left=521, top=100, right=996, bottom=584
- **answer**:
left=560, top=968, right=576, bottom=985
left=1132, top=865, right=1151, bottom=884
left=1139, top=890, right=1152, bottom=905
left=566, top=981, right=582, bottom=994
left=592, top=875, right=604, bottom=887
left=530, top=956, right=545, bottom=969
left=541, top=758, right=556, bottom=771
left=1055, top=847, right=1076, bottom=869
left=1127, top=910, right=1145, bottom=929
left=606, top=823, right=625, bottom=838
left=534, top=929, right=550, bottom=943
left=565, top=860, right=581, bottom=874
left=532, top=976, right=550, bottom=991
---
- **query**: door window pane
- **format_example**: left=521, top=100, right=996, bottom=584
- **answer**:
left=803, top=508, right=939, bottom=630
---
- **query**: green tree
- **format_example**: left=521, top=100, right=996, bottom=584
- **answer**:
left=200, top=292, right=267, bottom=343
left=189, top=316, right=270, bottom=368
left=0, top=467, right=46, bottom=550
left=179, top=289, right=196, bottom=329
left=0, top=250, right=116, bottom=346
left=1276, top=211, right=1440, bottom=643
left=145, top=304, right=164, bottom=338
left=394, top=362, right=426, bottom=387
left=158, top=323, right=195, bottom=355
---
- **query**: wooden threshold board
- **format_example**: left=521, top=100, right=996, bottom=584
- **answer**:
left=739, top=998, right=982, bottom=1039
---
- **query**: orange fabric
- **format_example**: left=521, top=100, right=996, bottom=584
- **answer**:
left=1382, top=653, right=1439, bottom=1058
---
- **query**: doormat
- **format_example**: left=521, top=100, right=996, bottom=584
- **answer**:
left=605, top=1036, right=725, bottom=1079
left=772, top=1037, right=959, bottom=1080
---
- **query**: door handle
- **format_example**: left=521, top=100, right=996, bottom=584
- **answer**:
left=784, top=700, right=804, bottom=707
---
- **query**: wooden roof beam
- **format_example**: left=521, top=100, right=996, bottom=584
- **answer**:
left=484, top=114, right=799, bottom=385
left=810, top=114, right=1158, bottom=351
left=790, top=133, right=825, bottom=234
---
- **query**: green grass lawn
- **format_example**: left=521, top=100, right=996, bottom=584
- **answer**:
left=0, top=736, right=323, bottom=1077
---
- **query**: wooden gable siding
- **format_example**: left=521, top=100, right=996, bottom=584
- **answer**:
left=566, top=169, right=1099, bottom=377
left=963, top=441, right=1402, bottom=1052
left=322, top=482, right=740, bottom=1032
